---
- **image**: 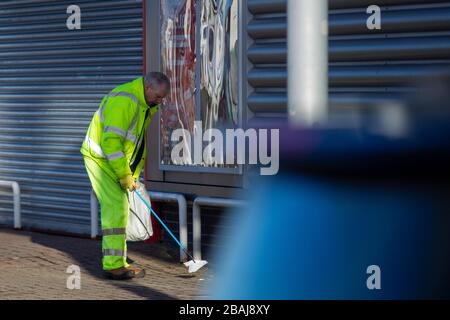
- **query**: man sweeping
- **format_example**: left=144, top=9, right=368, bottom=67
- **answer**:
left=80, top=72, right=170, bottom=280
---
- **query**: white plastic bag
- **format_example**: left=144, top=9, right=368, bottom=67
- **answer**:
left=126, top=182, right=153, bottom=242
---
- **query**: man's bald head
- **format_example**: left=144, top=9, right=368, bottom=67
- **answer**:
left=143, top=72, right=170, bottom=106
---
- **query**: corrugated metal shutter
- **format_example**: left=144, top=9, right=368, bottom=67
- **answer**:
left=246, top=0, right=450, bottom=120
left=0, top=0, right=143, bottom=234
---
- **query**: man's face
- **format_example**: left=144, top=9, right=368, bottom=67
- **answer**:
left=144, top=82, right=169, bottom=106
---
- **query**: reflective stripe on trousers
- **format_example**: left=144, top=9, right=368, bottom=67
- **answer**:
left=102, top=228, right=126, bottom=236
left=102, top=249, right=126, bottom=257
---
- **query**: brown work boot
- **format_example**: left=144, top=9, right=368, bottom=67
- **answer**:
left=127, top=265, right=146, bottom=278
left=104, top=265, right=146, bottom=280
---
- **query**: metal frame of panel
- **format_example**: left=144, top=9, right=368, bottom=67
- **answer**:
left=145, top=0, right=246, bottom=191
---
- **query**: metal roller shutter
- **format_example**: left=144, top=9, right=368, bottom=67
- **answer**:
left=0, top=0, right=143, bottom=234
left=246, top=0, right=450, bottom=119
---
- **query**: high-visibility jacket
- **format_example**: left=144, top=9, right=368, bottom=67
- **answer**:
left=80, top=77, right=159, bottom=181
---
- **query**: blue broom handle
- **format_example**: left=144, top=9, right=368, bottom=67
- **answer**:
left=134, top=190, right=194, bottom=261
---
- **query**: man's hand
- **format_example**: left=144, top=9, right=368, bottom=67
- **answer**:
left=119, top=175, right=137, bottom=192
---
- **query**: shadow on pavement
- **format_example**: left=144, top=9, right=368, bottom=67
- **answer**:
left=29, top=231, right=178, bottom=300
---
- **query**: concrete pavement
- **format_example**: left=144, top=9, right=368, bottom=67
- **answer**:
left=0, top=228, right=211, bottom=300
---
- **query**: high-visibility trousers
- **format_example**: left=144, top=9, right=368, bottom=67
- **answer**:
left=84, top=156, right=130, bottom=271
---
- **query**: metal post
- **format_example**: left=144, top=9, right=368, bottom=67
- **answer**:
left=288, top=0, right=328, bottom=126
left=0, top=180, right=21, bottom=229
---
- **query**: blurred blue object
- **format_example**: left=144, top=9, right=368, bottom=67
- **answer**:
left=208, top=77, right=450, bottom=299
left=209, top=173, right=450, bottom=299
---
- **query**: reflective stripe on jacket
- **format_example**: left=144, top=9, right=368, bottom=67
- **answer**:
left=80, top=77, right=158, bottom=181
